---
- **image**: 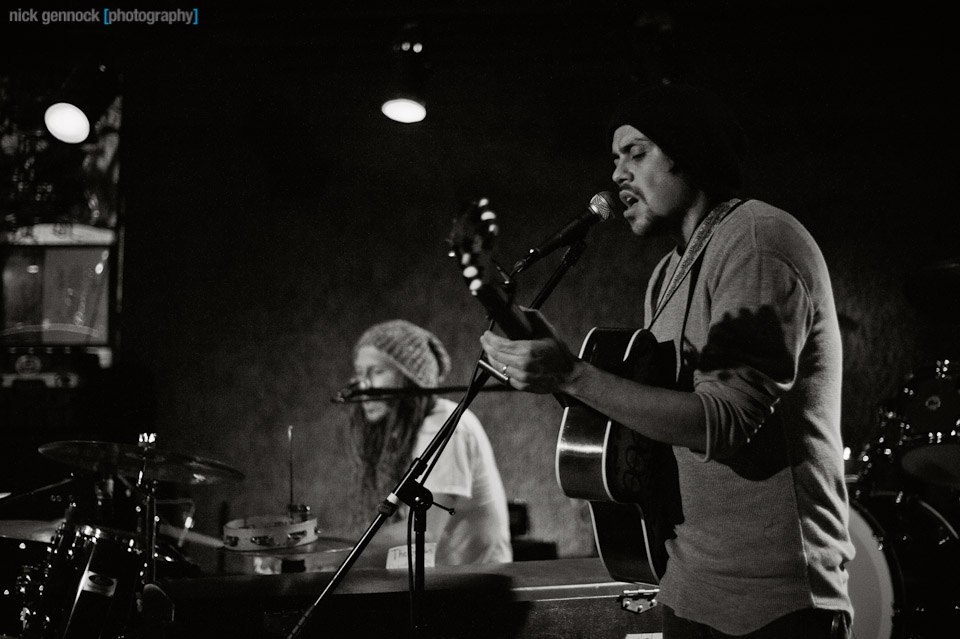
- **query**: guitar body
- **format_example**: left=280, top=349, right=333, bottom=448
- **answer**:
left=555, top=327, right=681, bottom=584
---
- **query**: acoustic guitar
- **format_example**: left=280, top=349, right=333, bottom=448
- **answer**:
left=446, top=197, right=681, bottom=584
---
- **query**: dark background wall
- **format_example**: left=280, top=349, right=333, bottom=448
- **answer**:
left=2, top=2, right=957, bottom=566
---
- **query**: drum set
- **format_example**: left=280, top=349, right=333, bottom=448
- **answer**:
left=0, top=433, right=244, bottom=639
left=845, top=358, right=960, bottom=639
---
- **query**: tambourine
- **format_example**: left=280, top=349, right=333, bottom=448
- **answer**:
left=222, top=514, right=319, bottom=552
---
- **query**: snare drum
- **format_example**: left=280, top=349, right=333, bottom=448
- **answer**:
left=21, top=523, right=144, bottom=639
left=882, top=360, right=960, bottom=487
left=846, top=489, right=960, bottom=638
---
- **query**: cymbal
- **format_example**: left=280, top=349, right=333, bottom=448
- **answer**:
left=0, top=518, right=62, bottom=543
left=38, top=440, right=245, bottom=485
left=905, top=257, right=960, bottom=316
left=226, top=536, right=355, bottom=557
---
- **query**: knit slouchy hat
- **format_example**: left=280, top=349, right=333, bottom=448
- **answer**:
left=353, top=320, right=452, bottom=388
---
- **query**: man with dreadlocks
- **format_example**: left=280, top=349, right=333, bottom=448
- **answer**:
left=349, top=319, right=512, bottom=566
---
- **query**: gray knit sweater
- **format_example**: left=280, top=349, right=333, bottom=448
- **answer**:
left=645, top=198, right=854, bottom=634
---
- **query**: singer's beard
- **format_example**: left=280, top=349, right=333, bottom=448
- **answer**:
left=625, top=199, right=690, bottom=242
left=625, top=206, right=660, bottom=238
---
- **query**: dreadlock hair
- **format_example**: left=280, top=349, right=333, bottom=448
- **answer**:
left=348, top=381, right=437, bottom=522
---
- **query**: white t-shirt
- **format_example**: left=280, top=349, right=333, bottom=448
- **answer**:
left=414, top=398, right=512, bottom=565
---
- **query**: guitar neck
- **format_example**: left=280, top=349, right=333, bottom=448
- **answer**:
left=473, top=282, right=533, bottom=340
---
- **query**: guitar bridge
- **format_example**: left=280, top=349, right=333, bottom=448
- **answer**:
left=618, top=587, right=659, bottom=615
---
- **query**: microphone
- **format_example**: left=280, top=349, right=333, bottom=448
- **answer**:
left=332, top=380, right=361, bottom=403
left=331, top=381, right=409, bottom=403
left=511, top=191, right=620, bottom=274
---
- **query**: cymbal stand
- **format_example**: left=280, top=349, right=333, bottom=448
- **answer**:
left=285, top=240, right=587, bottom=639
left=286, top=425, right=311, bottom=522
left=137, top=432, right=159, bottom=585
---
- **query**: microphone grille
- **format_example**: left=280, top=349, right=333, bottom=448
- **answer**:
left=590, top=191, right=620, bottom=221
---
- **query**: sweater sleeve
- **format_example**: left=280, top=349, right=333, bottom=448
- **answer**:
left=692, top=240, right=815, bottom=461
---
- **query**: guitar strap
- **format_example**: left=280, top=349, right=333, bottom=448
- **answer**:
left=647, top=197, right=746, bottom=330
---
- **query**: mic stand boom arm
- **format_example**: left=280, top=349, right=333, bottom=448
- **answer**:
left=331, top=383, right=514, bottom=403
left=285, top=239, right=588, bottom=639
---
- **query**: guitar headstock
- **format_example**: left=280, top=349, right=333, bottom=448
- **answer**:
left=446, top=197, right=533, bottom=340
left=446, top=197, right=503, bottom=297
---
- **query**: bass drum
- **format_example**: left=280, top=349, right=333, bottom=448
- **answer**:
left=847, top=490, right=960, bottom=638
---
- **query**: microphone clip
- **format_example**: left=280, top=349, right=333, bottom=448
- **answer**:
left=331, top=380, right=361, bottom=403
left=511, top=249, right=539, bottom=276
left=490, top=259, right=519, bottom=300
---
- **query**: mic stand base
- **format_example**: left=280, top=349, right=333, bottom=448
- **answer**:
left=285, top=456, right=439, bottom=639
left=410, top=491, right=432, bottom=636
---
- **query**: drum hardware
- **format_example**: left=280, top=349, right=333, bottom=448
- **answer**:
left=18, top=522, right=145, bottom=639
left=137, top=432, right=161, bottom=585
left=286, top=424, right=313, bottom=525
left=22, top=435, right=246, bottom=638
left=0, top=532, right=50, bottom=637
left=37, top=438, right=247, bottom=487
left=222, top=426, right=320, bottom=557
left=845, top=482, right=960, bottom=639
left=0, top=478, right=84, bottom=637
left=859, top=359, right=960, bottom=490
left=37, top=435, right=245, bottom=576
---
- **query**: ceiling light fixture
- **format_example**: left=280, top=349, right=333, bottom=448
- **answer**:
left=382, top=23, right=428, bottom=124
left=44, top=62, right=119, bottom=144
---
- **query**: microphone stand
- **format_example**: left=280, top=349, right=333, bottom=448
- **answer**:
left=522, top=239, right=587, bottom=310
left=331, top=383, right=514, bottom=404
left=285, top=239, right=589, bottom=639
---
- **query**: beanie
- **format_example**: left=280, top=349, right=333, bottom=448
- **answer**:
left=608, top=83, right=748, bottom=198
left=353, top=320, right=452, bottom=388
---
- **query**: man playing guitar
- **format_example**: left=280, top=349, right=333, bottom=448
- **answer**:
left=480, top=83, right=854, bottom=639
